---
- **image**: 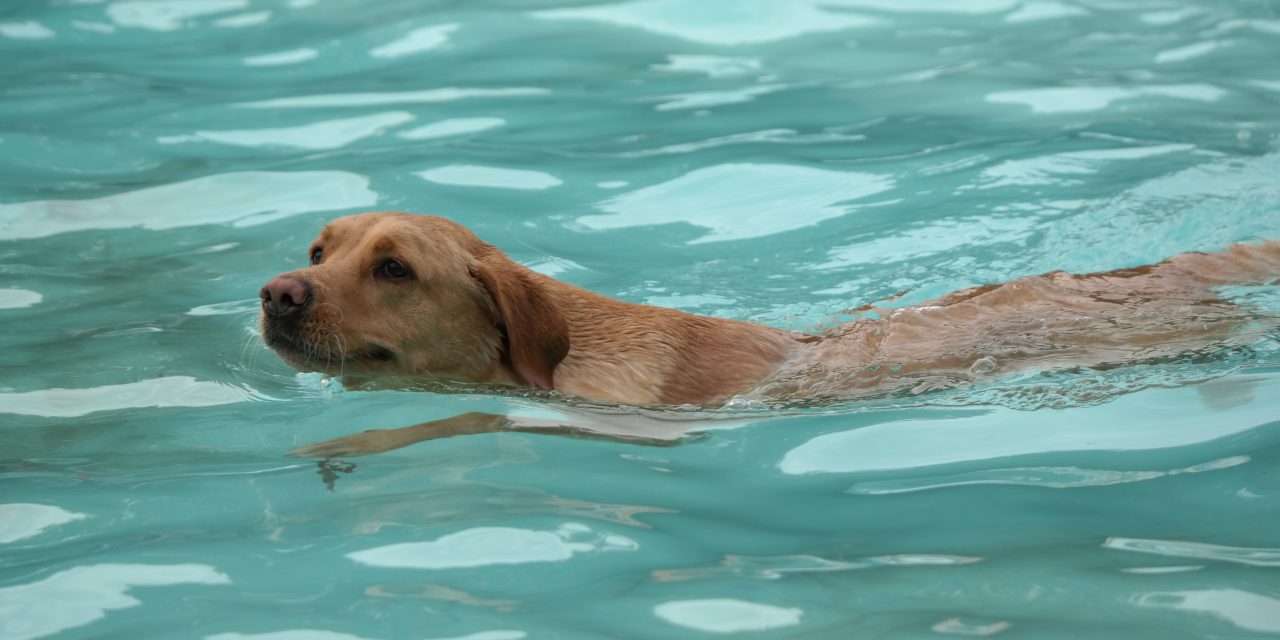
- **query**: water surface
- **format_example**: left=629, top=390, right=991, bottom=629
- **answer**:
left=3, top=0, right=1280, bottom=638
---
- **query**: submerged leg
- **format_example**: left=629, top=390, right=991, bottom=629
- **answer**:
left=290, top=410, right=694, bottom=458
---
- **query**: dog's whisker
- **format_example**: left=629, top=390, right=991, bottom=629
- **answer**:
left=334, top=331, right=347, bottom=380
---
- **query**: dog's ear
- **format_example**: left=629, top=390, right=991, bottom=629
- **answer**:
left=470, top=247, right=570, bottom=390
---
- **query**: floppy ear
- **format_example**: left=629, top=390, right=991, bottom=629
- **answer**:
left=470, top=247, right=570, bottom=390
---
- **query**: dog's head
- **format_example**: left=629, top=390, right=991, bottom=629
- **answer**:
left=259, top=212, right=569, bottom=389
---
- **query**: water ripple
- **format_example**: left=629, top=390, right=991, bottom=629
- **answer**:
left=243, top=48, right=317, bottom=67
left=369, top=23, right=458, bottom=59
left=0, top=171, right=376, bottom=240
left=0, top=376, right=269, bottom=418
left=237, top=87, right=548, bottom=109
left=1134, top=589, right=1280, bottom=633
left=0, top=504, right=86, bottom=544
left=578, top=163, right=894, bottom=244
left=417, top=165, right=562, bottom=191
left=160, top=112, right=413, bottom=150
left=1104, top=537, right=1280, bottom=567
left=654, top=599, right=803, bottom=634
left=347, top=523, right=637, bottom=569
left=987, top=84, right=1225, bottom=114
left=0, top=563, right=230, bottom=640
left=849, top=455, right=1250, bottom=494
left=107, top=0, right=247, bottom=32
left=535, top=0, right=878, bottom=45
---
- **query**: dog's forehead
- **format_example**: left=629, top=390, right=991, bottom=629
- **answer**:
left=316, top=214, right=470, bottom=262
left=316, top=215, right=390, bottom=244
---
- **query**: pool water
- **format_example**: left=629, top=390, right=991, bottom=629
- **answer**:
left=4, top=0, right=1280, bottom=638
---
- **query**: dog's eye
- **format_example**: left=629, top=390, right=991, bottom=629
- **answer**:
left=309, top=247, right=323, bottom=265
left=379, top=259, right=410, bottom=280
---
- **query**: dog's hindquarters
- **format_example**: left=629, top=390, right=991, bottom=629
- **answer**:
left=754, top=242, right=1280, bottom=402
left=1150, top=240, right=1280, bottom=288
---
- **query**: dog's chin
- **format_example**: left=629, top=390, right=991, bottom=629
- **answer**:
left=262, top=336, right=327, bottom=373
left=262, top=327, right=401, bottom=375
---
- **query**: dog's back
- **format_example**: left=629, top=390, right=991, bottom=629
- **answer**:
left=749, top=241, right=1280, bottom=402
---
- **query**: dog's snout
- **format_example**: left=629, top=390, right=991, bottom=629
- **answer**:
left=260, top=276, right=312, bottom=317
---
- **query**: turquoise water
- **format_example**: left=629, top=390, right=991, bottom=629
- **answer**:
left=4, top=0, right=1280, bottom=637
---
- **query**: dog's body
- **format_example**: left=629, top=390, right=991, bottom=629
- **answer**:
left=260, top=212, right=1279, bottom=455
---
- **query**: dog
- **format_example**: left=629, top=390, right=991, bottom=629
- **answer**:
left=261, top=212, right=1279, bottom=457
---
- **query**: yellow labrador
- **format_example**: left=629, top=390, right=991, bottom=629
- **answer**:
left=260, top=212, right=1278, bottom=456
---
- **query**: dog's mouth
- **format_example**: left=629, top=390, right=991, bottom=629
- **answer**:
left=353, top=343, right=397, bottom=363
left=259, top=298, right=402, bottom=372
left=260, top=321, right=306, bottom=355
left=263, top=326, right=398, bottom=370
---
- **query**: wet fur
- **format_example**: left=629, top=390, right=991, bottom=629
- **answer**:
left=262, top=212, right=1280, bottom=407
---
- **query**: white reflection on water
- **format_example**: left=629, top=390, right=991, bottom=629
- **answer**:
left=370, top=23, right=458, bottom=59
left=208, top=631, right=525, bottom=640
left=653, top=552, right=979, bottom=582
left=187, top=299, right=259, bottom=316
left=578, top=163, right=893, bottom=244
left=347, top=523, right=636, bottom=569
left=525, top=255, right=586, bottom=277
left=71, top=20, right=117, bottom=34
left=644, top=293, right=735, bottom=309
left=851, top=455, right=1250, bottom=494
left=0, top=504, right=86, bottom=544
left=107, top=0, right=247, bottom=32
left=827, top=0, right=1015, bottom=12
left=213, top=11, right=271, bottom=28
left=535, top=0, right=877, bottom=45
left=1004, top=1, right=1087, bottom=23
left=850, top=456, right=1250, bottom=494
left=1228, top=19, right=1280, bottom=35
left=238, top=88, right=547, bottom=109
left=397, top=117, right=505, bottom=141
left=1155, top=41, right=1226, bottom=64
left=0, top=376, right=262, bottom=418
left=0, top=171, right=376, bottom=240
left=210, top=632, right=379, bottom=640
left=815, top=214, right=1034, bottom=271
left=161, top=112, right=413, bottom=149
left=601, top=128, right=868, bottom=159
left=1122, top=565, right=1203, bottom=575
left=417, top=165, right=562, bottom=190
left=651, top=54, right=761, bottom=77
left=243, top=48, right=317, bottom=66
left=1135, top=589, right=1280, bottom=633
left=987, top=84, right=1225, bottom=114
left=654, top=598, right=803, bottom=633
left=1035, top=150, right=1280, bottom=273
left=0, top=21, right=56, bottom=39
left=0, top=288, right=42, bottom=310
left=778, top=380, right=1279, bottom=474
left=972, top=144, right=1195, bottom=189
left=0, top=563, right=230, bottom=640
left=651, top=83, right=785, bottom=111
left=1104, top=537, right=1280, bottom=567
left=537, top=0, right=1022, bottom=46
left=1141, top=8, right=1201, bottom=25
left=932, top=617, right=1012, bottom=636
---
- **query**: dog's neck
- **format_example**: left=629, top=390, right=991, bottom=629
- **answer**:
left=535, top=279, right=800, bottom=405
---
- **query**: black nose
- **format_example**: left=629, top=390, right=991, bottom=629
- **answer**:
left=260, top=276, right=312, bottom=317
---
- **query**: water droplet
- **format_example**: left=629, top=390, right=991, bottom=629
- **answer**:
left=969, top=356, right=998, bottom=376
left=724, top=396, right=766, bottom=410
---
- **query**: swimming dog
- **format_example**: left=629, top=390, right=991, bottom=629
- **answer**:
left=260, top=212, right=1278, bottom=455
